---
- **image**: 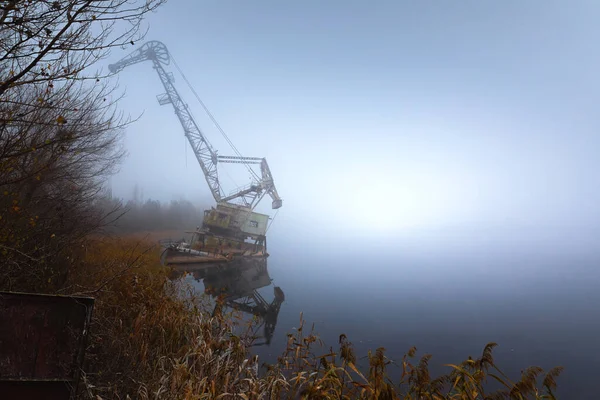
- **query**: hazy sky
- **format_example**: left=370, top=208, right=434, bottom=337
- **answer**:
left=107, top=1, right=600, bottom=239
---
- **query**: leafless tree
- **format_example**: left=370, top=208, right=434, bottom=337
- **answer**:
left=0, top=80, right=128, bottom=291
left=0, top=0, right=166, bottom=292
left=1, top=0, right=164, bottom=95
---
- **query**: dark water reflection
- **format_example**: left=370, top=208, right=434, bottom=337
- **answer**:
left=186, top=233, right=600, bottom=398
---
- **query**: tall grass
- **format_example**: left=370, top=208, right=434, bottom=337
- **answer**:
left=73, top=237, right=563, bottom=399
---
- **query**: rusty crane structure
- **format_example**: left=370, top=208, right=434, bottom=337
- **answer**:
left=109, top=41, right=282, bottom=254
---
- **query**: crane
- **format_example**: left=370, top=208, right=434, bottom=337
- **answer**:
left=108, top=41, right=282, bottom=245
left=204, top=260, right=284, bottom=347
left=164, top=258, right=284, bottom=346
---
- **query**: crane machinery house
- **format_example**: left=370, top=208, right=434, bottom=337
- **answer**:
left=203, top=204, right=270, bottom=241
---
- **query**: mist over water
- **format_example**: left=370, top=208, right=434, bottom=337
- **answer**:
left=252, top=228, right=600, bottom=398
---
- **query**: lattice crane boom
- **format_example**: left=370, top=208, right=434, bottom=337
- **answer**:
left=109, top=41, right=222, bottom=202
left=108, top=41, right=282, bottom=210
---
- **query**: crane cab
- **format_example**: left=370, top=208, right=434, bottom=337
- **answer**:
left=201, top=203, right=269, bottom=243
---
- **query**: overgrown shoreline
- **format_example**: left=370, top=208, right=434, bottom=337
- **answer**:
left=69, top=236, right=563, bottom=399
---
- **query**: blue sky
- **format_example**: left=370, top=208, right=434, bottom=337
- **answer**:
left=108, top=0, right=600, bottom=239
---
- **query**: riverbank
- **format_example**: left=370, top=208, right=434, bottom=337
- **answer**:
left=65, top=235, right=563, bottom=399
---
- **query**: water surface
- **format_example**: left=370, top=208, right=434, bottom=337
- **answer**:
left=196, top=229, right=600, bottom=398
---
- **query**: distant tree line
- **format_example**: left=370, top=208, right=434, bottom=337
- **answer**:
left=95, top=194, right=208, bottom=233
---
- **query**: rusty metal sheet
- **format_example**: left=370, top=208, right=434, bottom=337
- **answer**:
left=0, top=291, right=94, bottom=399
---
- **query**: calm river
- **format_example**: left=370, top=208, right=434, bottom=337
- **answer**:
left=192, top=229, right=600, bottom=398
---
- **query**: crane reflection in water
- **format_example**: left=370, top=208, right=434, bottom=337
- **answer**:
left=169, top=259, right=285, bottom=347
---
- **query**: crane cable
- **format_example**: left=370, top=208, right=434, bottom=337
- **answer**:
left=266, top=208, right=280, bottom=233
left=170, top=55, right=260, bottom=182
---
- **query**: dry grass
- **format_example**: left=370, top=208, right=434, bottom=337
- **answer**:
left=71, top=237, right=263, bottom=399
left=266, top=315, right=564, bottom=400
left=72, top=237, right=563, bottom=399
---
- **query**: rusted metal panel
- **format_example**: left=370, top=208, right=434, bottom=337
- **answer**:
left=204, top=204, right=270, bottom=239
left=0, top=291, right=94, bottom=399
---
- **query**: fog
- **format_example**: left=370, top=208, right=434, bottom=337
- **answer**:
left=110, top=1, right=600, bottom=241
left=107, top=1, right=600, bottom=395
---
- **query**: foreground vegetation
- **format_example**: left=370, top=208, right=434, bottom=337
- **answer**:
left=67, top=237, right=562, bottom=399
left=0, top=1, right=563, bottom=398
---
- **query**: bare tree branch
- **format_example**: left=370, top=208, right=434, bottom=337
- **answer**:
left=0, top=0, right=166, bottom=292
